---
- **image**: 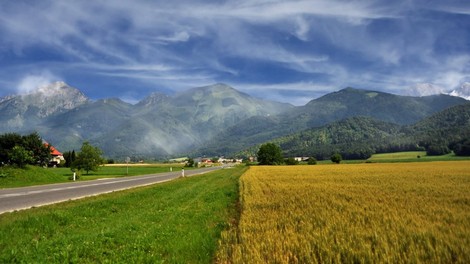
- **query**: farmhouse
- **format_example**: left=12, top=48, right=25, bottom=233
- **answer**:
left=45, top=143, right=65, bottom=166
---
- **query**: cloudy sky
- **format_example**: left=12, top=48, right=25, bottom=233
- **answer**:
left=0, top=0, right=469, bottom=105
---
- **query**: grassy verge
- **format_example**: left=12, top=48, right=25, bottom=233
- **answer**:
left=0, top=165, right=67, bottom=188
left=0, top=166, right=246, bottom=263
left=0, top=164, right=189, bottom=188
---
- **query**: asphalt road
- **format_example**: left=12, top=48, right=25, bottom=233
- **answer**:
left=0, top=166, right=223, bottom=214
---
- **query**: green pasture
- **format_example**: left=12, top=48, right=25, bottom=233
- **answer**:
left=367, top=151, right=470, bottom=163
left=0, top=166, right=246, bottom=263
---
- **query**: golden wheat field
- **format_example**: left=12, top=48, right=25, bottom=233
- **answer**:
left=217, top=161, right=470, bottom=263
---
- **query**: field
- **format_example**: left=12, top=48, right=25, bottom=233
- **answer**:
left=217, top=162, right=470, bottom=263
left=0, top=166, right=246, bottom=263
left=367, top=151, right=470, bottom=163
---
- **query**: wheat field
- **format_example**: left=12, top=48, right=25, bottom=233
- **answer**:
left=217, top=161, right=470, bottom=263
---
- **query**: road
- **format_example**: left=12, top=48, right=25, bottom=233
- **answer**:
left=0, top=166, right=222, bottom=214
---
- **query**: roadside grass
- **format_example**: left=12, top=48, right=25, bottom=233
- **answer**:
left=0, top=164, right=190, bottom=188
left=0, top=165, right=66, bottom=188
left=0, top=166, right=246, bottom=263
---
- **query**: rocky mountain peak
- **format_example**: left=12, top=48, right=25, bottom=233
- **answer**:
left=136, top=92, right=170, bottom=107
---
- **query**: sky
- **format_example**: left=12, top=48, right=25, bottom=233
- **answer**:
left=0, top=0, right=469, bottom=105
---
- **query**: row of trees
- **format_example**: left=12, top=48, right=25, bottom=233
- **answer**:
left=0, top=132, right=105, bottom=174
left=257, top=142, right=342, bottom=165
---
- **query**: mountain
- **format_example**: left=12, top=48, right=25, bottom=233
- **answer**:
left=238, top=103, right=470, bottom=160
left=449, top=82, right=470, bottom=100
left=0, top=82, right=89, bottom=131
left=0, top=82, right=292, bottom=158
left=1, top=83, right=467, bottom=159
left=197, top=87, right=467, bottom=156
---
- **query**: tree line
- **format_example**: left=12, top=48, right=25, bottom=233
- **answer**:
left=0, top=132, right=105, bottom=174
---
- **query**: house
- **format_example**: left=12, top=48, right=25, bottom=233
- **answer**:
left=45, top=143, right=65, bottom=166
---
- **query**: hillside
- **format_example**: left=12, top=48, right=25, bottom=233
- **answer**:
left=240, top=103, right=470, bottom=160
left=197, top=88, right=467, bottom=156
left=0, top=82, right=293, bottom=158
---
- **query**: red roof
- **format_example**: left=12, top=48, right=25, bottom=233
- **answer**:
left=44, top=143, right=62, bottom=156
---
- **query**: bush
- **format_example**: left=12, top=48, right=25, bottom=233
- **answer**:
left=331, top=153, right=342, bottom=164
left=307, top=157, right=317, bottom=165
left=284, top=158, right=299, bottom=165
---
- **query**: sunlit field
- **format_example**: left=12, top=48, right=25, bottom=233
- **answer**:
left=217, top=162, right=470, bottom=263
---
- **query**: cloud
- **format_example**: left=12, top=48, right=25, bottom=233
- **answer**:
left=16, top=71, right=62, bottom=94
left=0, top=0, right=469, bottom=103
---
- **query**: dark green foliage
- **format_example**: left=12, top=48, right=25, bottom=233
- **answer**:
left=72, top=142, right=105, bottom=174
left=185, top=158, right=195, bottom=167
left=331, top=153, right=342, bottom=164
left=257, top=143, right=283, bottom=165
left=426, top=145, right=451, bottom=156
left=284, top=157, right=299, bottom=165
left=307, top=157, right=317, bottom=165
left=63, top=150, right=76, bottom=168
left=0, top=132, right=51, bottom=167
left=452, top=140, right=470, bottom=156
left=8, top=146, right=33, bottom=168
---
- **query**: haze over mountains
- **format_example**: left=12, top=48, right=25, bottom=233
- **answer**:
left=0, top=82, right=468, bottom=159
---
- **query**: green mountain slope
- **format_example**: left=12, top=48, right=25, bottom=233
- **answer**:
left=244, top=103, right=470, bottom=160
left=198, top=88, right=467, bottom=156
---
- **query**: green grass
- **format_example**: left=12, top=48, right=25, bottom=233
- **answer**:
left=0, top=166, right=247, bottom=263
left=0, top=164, right=189, bottom=188
left=368, top=151, right=470, bottom=163
left=0, top=165, right=67, bottom=188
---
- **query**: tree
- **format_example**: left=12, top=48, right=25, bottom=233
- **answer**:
left=331, top=153, right=342, bottom=164
left=0, top=133, right=23, bottom=164
left=21, top=132, right=51, bottom=166
left=426, top=144, right=451, bottom=156
left=185, top=158, right=195, bottom=167
left=452, top=140, right=470, bottom=156
left=257, top=143, right=283, bottom=165
left=72, top=142, right=105, bottom=174
left=9, top=146, right=34, bottom=168
left=307, top=157, right=317, bottom=165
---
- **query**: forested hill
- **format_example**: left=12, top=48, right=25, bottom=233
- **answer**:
left=196, top=88, right=467, bottom=156
left=245, top=103, right=470, bottom=160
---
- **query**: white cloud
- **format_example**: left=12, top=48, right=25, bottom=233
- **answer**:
left=16, top=71, right=61, bottom=94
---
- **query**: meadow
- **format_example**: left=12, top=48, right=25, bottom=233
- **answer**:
left=217, top=162, right=470, bottom=263
left=0, top=166, right=246, bottom=263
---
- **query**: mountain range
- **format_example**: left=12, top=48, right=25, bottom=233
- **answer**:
left=0, top=82, right=468, bottom=159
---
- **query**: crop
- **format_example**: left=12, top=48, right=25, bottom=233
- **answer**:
left=217, top=161, right=470, bottom=263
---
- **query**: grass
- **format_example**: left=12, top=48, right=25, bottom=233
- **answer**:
left=0, top=164, right=188, bottom=188
left=0, top=165, right=67, bottom=188
left=367, top=151, right=470, bottom=163
left=217, top=162, right=470, bottom=263
left=0, top=166, right=247, bottom=263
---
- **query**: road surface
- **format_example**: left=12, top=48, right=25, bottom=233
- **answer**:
left=0, top=166, right=222, bottom=214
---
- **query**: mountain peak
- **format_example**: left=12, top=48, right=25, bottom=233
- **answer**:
left=136, top=92, right=170, bottom=107
left=19, top=81, right=89, bottom=117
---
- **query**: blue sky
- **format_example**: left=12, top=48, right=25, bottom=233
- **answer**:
left=0, top=0, right=469, bottom=105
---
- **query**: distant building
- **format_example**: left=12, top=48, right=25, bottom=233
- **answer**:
left=45, top=143, right=65, bottom=166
